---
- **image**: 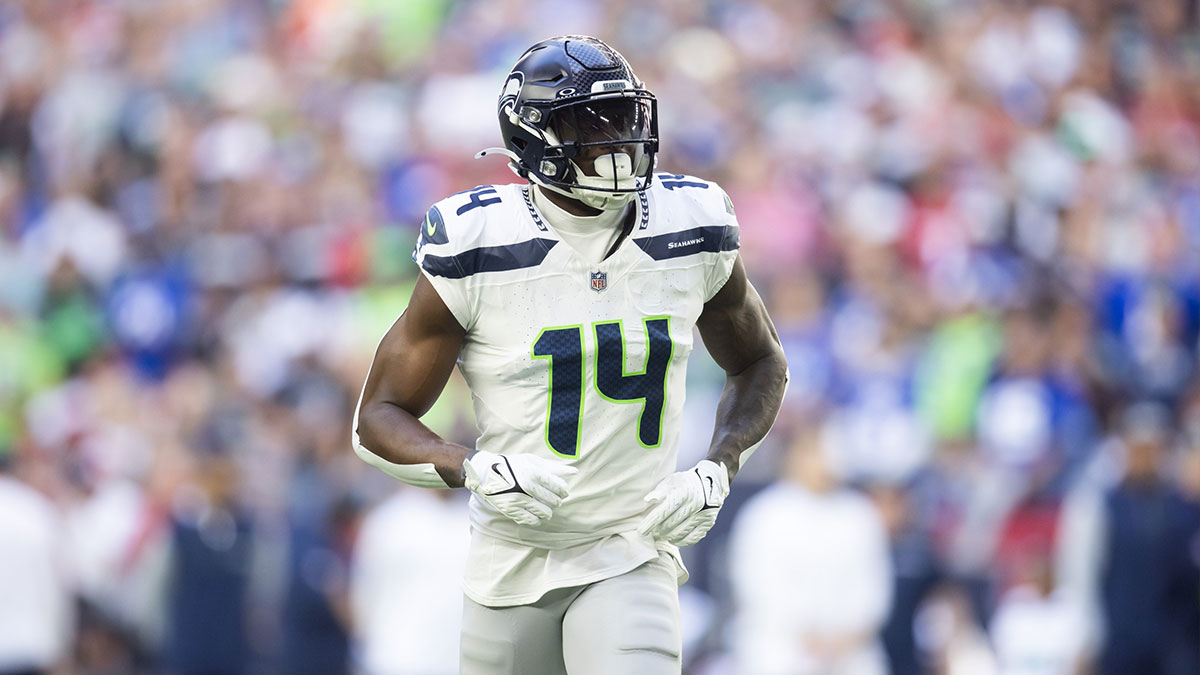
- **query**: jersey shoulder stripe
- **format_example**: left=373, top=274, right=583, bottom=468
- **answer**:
left=414, top=184, right=549, bottom=279
left=639, top=173, right=740, bottom=260
left=421, top=238, right=559, bottom=279
left=633, top=224, right=739, bottom=261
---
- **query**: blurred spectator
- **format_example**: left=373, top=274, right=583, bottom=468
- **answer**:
left=279, top=486, right=356, bottom=675
left=162, top=445, right=256, bottom=675
left=976, top=307, right=1057, bottom=472
left=1058, top=403, right=1200, bottom=675
left=871, top=481, right=942, bottom=675
left=0, top=449, right=72, bottom=675
left=920, top=586, right=999, bottom=675
left=728, top=427, right=891, bottom=674
left=278, top=364, right=360, bottom=675
left=349, top=488, right=469, bottom=675
left=989, top=553, right=1088, bottom=675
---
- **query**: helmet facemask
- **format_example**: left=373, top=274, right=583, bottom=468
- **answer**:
left=482, top=91, right=657, bottom=211
left=538, top=93, right=656, bottom=210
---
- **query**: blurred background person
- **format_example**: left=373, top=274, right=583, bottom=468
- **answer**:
left=989, top=551, right=1088, bottom=675
left=0, top=446, right=72, bottom=675
left=728, top=425, right=892, bottom=675
left=1057, top=403, right=1200, bottom=675
left=161, top=441, right=257, bottom=675
left=921, top=586, right=999, bottom=675
left=279, top=490, right=356, bottom=675
left=872, top=480, right=943, bottom=675
left=277, top=366, right=361, bottom=675
left=349, top=487, right=469, bottom=675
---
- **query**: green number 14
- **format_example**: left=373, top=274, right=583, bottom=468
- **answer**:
left=531, top=317, right=674, bottom=457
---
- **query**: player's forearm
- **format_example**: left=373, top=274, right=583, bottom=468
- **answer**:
left=706, top=349, right=788, bottom=482
left=356, top=400, right=471, bottom=488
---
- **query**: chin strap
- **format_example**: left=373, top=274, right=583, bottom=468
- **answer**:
left=576, top=189, right=636, bottom=211
left=534, top=177, right=634, bottom=211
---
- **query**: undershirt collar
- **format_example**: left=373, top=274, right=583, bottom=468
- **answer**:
left=532, top=186, right=629, bottom=265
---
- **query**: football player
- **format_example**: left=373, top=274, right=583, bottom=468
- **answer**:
left=353, top=35, right=787, bottom=674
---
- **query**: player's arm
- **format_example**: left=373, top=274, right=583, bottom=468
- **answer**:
left=695, top=254, right=788, bottom=482
left=638, top=254, right=786, bottom=545
left=355, top=272, right=576, bottom=523
left=638, top=254, right=787, bottom=542
left=355, top=273, right=471, bottom=487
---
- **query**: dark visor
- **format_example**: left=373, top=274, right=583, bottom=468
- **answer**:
left=551, top=96, right=652, bottom=146
left=546, top=94, right=656, bottom=188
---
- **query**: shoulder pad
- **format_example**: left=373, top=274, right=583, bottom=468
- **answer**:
left=413, top=184, right=557, bottom=280
left=651, top=173, right=736, bottom=222
left=416, top=185, right=504, bottom=256
left=634, top=174, right=740, bottom=261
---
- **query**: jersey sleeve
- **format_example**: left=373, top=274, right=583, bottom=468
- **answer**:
left=702, top=185, right=741, bottom=302
left=412, top=203, right=476, bottom=331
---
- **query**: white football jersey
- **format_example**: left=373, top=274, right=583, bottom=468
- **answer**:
left=414, top=174, right=739, bottom=604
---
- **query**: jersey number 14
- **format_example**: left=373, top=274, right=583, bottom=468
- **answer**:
left=532, top=317, right=673, bottom=457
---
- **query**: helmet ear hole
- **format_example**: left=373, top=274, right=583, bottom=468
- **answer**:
left=512, top=137, right=528, bottom=151
left=519, top=106, right=543, bottom=124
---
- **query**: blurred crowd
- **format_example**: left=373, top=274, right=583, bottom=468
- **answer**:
left=1, top=0, right=1200, bottom=673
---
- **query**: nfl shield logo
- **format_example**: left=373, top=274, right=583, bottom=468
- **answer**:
left=590, top=271, right=607, bottom=293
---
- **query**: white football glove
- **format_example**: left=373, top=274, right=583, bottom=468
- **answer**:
left=637, top=459, right=730, bottom=547
left=463, top=450, right=577, bottom=527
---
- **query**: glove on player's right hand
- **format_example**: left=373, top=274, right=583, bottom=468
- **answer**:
left=463, top=450, right=577, bottom=526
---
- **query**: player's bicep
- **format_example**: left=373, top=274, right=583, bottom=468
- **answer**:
left=362, top=273, right=466, bottom=418
left=696, top=255, right=781, bottom=376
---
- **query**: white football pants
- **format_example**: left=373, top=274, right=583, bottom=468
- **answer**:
left=460, top=553, right=682, bottom=674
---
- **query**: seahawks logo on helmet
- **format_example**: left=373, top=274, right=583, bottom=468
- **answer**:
left=499, top=73, right=524, bottom=114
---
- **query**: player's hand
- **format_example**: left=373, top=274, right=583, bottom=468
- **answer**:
left=637, top=459, right=730, bottom=547
left=462, top=450, right=577, bottom=526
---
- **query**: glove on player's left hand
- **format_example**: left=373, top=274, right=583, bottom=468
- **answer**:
left=637, top=459, right=730, bottom=547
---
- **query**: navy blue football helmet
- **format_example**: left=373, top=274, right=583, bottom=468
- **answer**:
left=477, top=36, right=658, bottom=210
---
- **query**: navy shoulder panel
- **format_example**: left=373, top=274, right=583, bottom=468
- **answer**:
left=421, top=239, right=559, bottom=279
left=415, top=185, right=558, bottom=278
left=633, top=225, right=739, bottom=261
left=418, top=205, right=449, bottom=247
